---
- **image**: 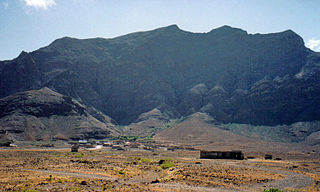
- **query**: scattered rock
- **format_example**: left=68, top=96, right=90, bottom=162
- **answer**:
left=159, top=160, right=165, bottom=165
left=265, top=154, right=272, bottom=160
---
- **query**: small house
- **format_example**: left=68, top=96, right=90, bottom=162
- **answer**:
left=71, top=144, right=79, bottom=152
left=200, top=150, right=244, bottom=160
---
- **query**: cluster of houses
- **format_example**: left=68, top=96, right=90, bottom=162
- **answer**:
left=70, top=139, right=197, bottom=152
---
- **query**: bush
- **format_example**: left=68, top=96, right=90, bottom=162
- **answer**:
left=118, top=170, right=125, bottom=175
left=160, top=161, right=174, bottom=169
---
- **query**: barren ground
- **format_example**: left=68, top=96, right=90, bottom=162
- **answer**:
left=0, top=147, right=319, bottom=192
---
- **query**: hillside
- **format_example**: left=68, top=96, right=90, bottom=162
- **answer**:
left=154, top=113, right=255, bottom=146
left=154, top=112, right=319, bottom=151
left=0, top=88, right=119, bottom=142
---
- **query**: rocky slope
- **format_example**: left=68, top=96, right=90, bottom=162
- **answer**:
left=1, top=25, right=320, bottom=132
left=0, top=87, right=119, bottom=142
left=153, top=112, right=256, bottom=146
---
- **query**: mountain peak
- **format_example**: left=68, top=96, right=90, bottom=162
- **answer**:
left=156, top=24, right=182, bottom=32
left=16, top=51, right=34, bottom=63
left=166, top=24, right=180, bottom=29
left=208, top=25, right=247, bottom=35
left=49, top=36, right=79, bottom=48
left=18, top=51, right=29, bottom=58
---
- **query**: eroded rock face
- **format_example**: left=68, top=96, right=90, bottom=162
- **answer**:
left=0, top=25, right=320, bottom=126
left=0, top=51, right=41, bottom=98
left=0, top=88, right=118, bottom=142
left=178, top=84, right=209, bottom=116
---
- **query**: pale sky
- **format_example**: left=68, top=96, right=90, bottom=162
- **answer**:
left=1, top=0, right=320, bottom=60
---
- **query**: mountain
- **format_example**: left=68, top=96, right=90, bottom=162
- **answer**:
left=0, top=87, right=119, bottom=142
left=1, top=25, right=320, bottom=128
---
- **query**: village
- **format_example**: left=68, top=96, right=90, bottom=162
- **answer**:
left=67, top=138, right=286, bottom=162
left=70, top=138, right=198, bottom=153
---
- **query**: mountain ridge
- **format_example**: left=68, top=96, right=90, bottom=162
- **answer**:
left=1, top=25, right=320, bottom=127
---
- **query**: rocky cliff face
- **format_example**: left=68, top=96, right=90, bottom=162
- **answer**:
left=1, top=25, right=320, bottom=126
left=0, top=88, right=118, bottom=142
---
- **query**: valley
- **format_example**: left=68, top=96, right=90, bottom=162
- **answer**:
left=1, top=25, right=320, bottom=191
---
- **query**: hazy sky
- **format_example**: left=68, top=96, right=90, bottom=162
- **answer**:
left=1, top=0, right=320, bottom=60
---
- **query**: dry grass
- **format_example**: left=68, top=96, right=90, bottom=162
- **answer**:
left=0, top=149, right=319, bottom=191
left=167, top=163, right=282, bottom=188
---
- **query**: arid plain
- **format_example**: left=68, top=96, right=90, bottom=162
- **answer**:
left=1, top=144, right=319, bottom=192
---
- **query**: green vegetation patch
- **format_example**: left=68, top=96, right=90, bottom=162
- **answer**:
left=65, top=152, right=85, bottom=158
left=112, top=135, right=153, bottom=141
left=140, top=157, right=152, bottom=163
left=118, top=170, right=126, bottom=175
left=159, top=160, right=174, bottom=169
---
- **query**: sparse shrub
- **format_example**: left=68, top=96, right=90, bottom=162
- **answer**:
left=118, top=170, right=125, bottom=175
left=46, top=175, right=53, bottom=181
left=159, top=160, right=174, bottom=169
left=140, top=158, right=151, bottom=163
left=263, top=188, right=282, bottom=192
